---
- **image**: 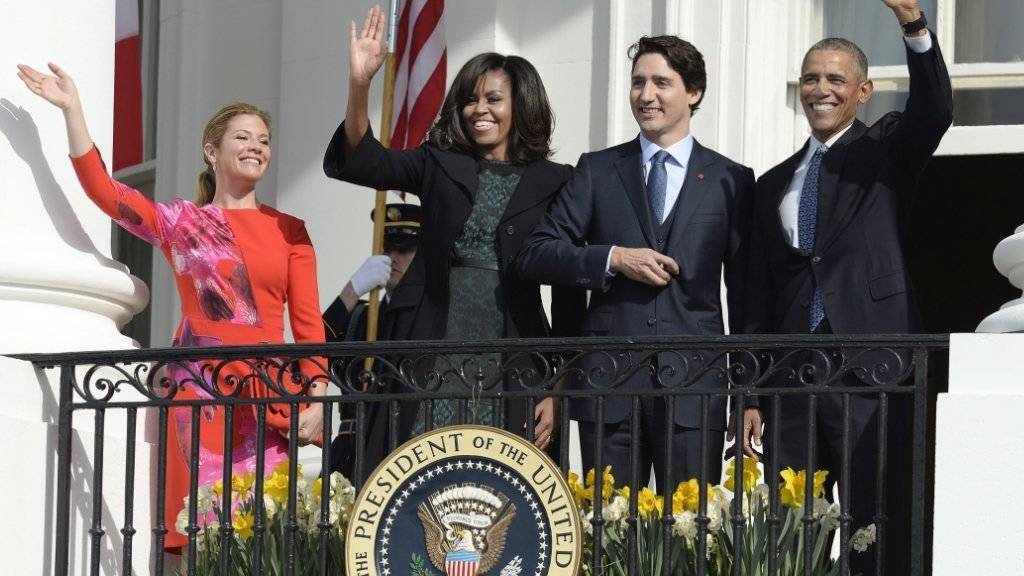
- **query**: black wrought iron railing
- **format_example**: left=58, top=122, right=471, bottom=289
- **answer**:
left=14, top=334, right=949, bottom=576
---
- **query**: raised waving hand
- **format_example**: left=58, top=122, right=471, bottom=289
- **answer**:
left=344, top=5, right=390, bottom=155
left=17, top=62, right=80, bottom=111
left=350, top=5, right=389, bottom=87
left=16, top=62, right=93, bottom=157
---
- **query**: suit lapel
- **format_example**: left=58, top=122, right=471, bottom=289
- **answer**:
left=498, top=160, right=559, bottom=225
left=817, top=120, right=866, bottom=252
left=614, top=138, right=657, bottom=248
left=428, top=147, right=478, bottom=202
left=665, top=140, right=715, bottom=249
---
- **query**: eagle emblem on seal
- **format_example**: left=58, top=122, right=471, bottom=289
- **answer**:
left=416, top=483, right=517, bottom=576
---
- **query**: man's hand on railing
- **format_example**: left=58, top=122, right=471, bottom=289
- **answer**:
left=533, top=398, right=558, bottom=451
left=727, top=407, right=764, bottom=461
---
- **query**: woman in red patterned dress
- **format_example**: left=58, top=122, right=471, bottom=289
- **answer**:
left=18, top=62, right=327, bottom=550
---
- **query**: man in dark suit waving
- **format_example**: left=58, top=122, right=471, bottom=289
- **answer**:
left=517, top=35, right=754, bottom=488
left=740, top=0, right=952, bottom=570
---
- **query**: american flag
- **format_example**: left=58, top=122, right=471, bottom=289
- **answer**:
left=113, top=0, right=143, bottom=171
left=445, top=550, right=480, bottom=576
left=388, top=0, right=446, bottom=151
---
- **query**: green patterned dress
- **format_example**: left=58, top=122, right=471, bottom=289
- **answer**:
left=413, top=159, right=523, bottom=433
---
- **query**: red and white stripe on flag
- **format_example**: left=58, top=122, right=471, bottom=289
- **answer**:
left=389, top=0, right=446, bottom=151
left=445, top=560, right=478, bottom=576
left=114, top=0, right=143, bottom=171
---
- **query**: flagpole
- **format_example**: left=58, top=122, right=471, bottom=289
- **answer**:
left=365, top=0, right=401, bottom=354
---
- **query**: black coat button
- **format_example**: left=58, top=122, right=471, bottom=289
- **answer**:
left=647, top=316, right=657, bottom=326
left=811, top=255, right=822, bottom=264
left=506, top=225, right=515, bottom=235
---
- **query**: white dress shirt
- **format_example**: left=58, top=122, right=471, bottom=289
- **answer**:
left=606, top=133, right=695, bottom=273
left=778, top=33, right=934, bottom=248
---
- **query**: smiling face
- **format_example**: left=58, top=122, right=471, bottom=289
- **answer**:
left=461, top=69, right=513, bottom=161
left=204, top=113, right=272, bottom=184
left=630, top=53, right=702, bottom=147
left=800, top=48, right=873, bottom=142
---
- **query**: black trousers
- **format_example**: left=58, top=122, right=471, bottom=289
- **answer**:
left=579, top=397, right=724, bottom=492
left=767, top=319, right=912, bottom=575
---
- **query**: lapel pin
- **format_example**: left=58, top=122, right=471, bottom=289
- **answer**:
left=697, top=172, right=705, bottom=180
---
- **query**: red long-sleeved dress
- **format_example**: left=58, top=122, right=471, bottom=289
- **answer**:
left=71, top=147, right=325, bottom=550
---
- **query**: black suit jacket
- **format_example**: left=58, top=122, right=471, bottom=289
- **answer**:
left=517, top=137, right=755, bottom=427
left=745, top=33, right=953, bottom=336
left=324, top=123, right=586, bottom=341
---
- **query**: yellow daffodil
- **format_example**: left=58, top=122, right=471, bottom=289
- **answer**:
left=724, top=457, right=762, bottom=494
left=265, top=468, right=291, bottom=504
left=567, top=472, right=587, bottom=507
left=672, top=479, right=718, bottom=513
left=213, top=479, right=224, bottom=498
left=232, top=471, right=255, bottom=498
left=618, top=486, right=630, bottom=502
left=232, top=510, right=255, bottom=541
left=637, top=487, right=664, bottom=518
left=584, top=466, right=615, bottom=503
left=779, top=468, right=829, bottom=508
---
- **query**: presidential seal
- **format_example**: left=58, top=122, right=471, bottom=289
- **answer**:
left=346, top=426, right=581, bottom=576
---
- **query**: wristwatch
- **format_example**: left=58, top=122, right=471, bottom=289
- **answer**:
left=901, top=11, right=928, bottom=36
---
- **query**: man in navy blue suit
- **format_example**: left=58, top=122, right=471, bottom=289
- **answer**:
left=517, top=35, right=754, bottom=489
left=740, top=0, right=952, bottom=571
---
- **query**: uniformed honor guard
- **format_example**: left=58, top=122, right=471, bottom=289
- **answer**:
left=322, top=203, right=421, bottom=343
left=324, top=203, right=422, bottom=481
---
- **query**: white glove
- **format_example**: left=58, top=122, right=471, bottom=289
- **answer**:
left=349, top=255, right=392, bottom=297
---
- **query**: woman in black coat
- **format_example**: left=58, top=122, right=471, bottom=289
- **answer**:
left=325, top=7, right=584, bottom=452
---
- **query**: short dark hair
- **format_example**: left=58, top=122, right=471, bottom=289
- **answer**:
left=428, top=53, right=554, bottom=163
left=628, top=36, right=707, bottom=114
left=805, top=38, right=869, bottom=81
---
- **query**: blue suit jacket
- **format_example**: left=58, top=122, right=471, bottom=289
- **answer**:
left=516, top=137, right=755, bottom=427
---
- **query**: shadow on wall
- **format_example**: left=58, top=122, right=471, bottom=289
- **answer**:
left=0, top=97, right=122, bottom=269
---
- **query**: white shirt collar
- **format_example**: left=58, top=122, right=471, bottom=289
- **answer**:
left=807, top=122, right=855, bottom=157
left=639, top=133, right=694, bottom=168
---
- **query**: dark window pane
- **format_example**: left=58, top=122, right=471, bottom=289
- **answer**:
left=955, top=0, right=1024, bottom=63
left=952, top=88, right=1024, bottom=126
left=824, top=0, right=937, bottom=67
left=858, top=91, right=908, bottom=125
left=860, top=88, right=1024, bottom=127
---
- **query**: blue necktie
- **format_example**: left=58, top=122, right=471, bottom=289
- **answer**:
left=647, top=150, right=669, bottom=224
left=798, top=146, right=826, bottom=332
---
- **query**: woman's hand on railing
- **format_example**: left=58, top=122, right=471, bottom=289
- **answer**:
left=290, top=402, right=324, bottom=446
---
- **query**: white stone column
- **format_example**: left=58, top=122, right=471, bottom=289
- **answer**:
left=0, top=1, right=148, bottom=354
left=1, top=2, right=151, bottom=574
left=976, top=223, right=1024, bottom=333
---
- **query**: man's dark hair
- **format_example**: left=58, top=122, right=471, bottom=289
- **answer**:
left=628, top=35, right=707, bottom=114
left=804, top=38, right=869, bottom=81
left=428, top=52, right=554, bottom=163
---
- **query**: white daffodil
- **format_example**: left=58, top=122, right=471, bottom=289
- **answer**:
left=851, top=523, right=877, bottom=552
left=672, top=511, right=698, bottom=540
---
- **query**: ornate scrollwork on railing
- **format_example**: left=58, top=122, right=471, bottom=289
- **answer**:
left=60, top=340, right=923, bottom=406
